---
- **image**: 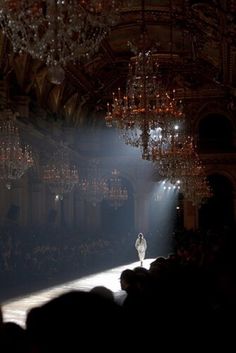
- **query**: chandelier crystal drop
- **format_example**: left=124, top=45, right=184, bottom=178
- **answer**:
left=0, top=0, right=122, bottom=84
left=0, top=108, right=34, bottom=189
left=42, top=148, right=79, bottom=200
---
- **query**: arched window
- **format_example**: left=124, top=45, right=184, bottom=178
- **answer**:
left=198, top=114, right=233, bottom=152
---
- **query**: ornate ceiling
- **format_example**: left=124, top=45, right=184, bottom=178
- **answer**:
left=0, top=0, right=235, bottom=126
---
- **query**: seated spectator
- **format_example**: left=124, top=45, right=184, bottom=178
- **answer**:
left=26, top=290, right=126, bottom=353
left=90, top=286, right=114, bottom=302
left=0, top=321, right=29, bottom=353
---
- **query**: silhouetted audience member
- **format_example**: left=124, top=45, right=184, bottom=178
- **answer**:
left=119, top=269, right=147, bottom=325
left=90, top=286, right=114, bottom=302
left=0, top=321, right=29, bottom=353
left=26, top=290, right=126, bottom=353
left=133, top=266, right=151, bottom=294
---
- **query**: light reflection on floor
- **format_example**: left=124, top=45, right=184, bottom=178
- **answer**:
left=2, top=258, right=154, bottom=328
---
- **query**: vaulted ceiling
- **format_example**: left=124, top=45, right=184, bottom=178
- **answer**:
left=0, top=0, right=235, bottom=127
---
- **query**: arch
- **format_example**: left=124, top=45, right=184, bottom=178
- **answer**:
left=204, top=168, right=236, bottom=191
left=197, top=113, right=234, bottom=152
left=193, top=101, right=234, bottom=128
left=198, top=173, right=235, bottom=230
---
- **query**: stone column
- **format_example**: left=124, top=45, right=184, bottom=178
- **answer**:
left=183, top=200, right=198, bottom=230
left=62, top=192, right=74, bottom=226
left=31, top=182, right=44, bottom=225
left=44, top=187, right=59, bottom=227
left=0, top=183, right=11, bottom=224
left=134, top=193, right=149, bottom=234
left=85, top=202, right=101, bottom=233
left=17, top=176, right=29, bottom=226
left=6, top=183, right=20, bottom=224
left=73, top=194, right=85, bottom=229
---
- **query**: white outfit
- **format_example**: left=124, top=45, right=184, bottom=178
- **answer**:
left=135, top=236, right=147, bottom=264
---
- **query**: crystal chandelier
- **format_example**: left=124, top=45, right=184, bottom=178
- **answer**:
left=181, top=174, right=212, bottom=208
left=104, top=169, right=128, bottom=209
left=79, top=158, right=108, bottom=206
left=105, top=0, right=184, bottom=161
left=157, top=136, right=212, bottom=207
left=0, top=108, right=34, bottom=189
left=0, top=0, right=121, bottom=84
left=42, top=147, right=79, bottom=200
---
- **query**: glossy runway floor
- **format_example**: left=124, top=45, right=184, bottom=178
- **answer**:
left=2, top=258, right=154, bottom=328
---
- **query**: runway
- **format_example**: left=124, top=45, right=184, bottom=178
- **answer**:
left=2, top=258, right=154, bottom=328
